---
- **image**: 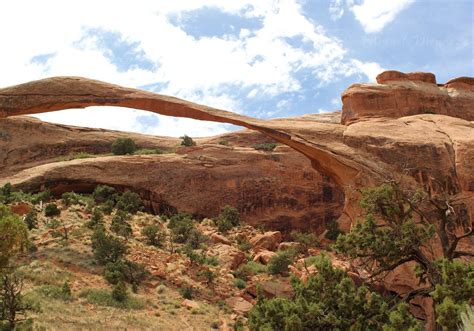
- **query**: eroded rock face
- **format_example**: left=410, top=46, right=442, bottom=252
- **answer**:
left=0, top=72, right=472, bottom=232
left=0, top=117, right=344, bottom=233
left=342, top=70, right=474, bottom=124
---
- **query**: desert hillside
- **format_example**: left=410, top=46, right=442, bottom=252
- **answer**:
left=0, top=71, right=473, bottom=330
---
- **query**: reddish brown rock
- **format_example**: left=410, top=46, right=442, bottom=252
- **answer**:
left=9, top=202, right=32, bottom=216
left=245, top=280, right=293, bottom=299
left=252, top=250, right=276, bottom=264
left=224, top=296, right=253, bottom=315
left=207, top=244, right=246, bottom=270
left=210, top=233, right=232, bottom=245
left=250, top=231, right=282, bottom=251
left=343, top=71, right=474, bottom=124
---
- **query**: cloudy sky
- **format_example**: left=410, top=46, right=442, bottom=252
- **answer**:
left=1, top=0, right=472, bottom=136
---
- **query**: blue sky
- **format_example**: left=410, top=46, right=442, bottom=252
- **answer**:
left=0, top=0, right=472, bottom=136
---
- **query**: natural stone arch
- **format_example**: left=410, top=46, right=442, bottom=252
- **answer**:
left=0, top=76, right=391, bottom=229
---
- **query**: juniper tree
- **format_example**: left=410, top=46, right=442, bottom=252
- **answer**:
left=334, top=181, right=473, bottom=330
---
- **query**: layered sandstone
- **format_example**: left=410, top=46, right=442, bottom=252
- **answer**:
left=341, top=70, right=474, bottom=124
left=0, top=72, right=473, bottom=232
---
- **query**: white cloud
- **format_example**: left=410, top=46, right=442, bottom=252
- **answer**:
left=348, top=0, right=414, bottom=33
left=329, top=0, right=345, bottom=20
left=0, top=0, right=383, bottom=136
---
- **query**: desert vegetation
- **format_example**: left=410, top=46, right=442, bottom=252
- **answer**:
left=0, top=180, right=472, bottom=330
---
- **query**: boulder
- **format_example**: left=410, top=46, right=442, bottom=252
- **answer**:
left=224, top=296, right=253, bottom=315
left=210, top=233, right=232, bottom=245
left=207, top=244, right=246, bottom=270
left=252, top=250, right=276, bottom=264
left=250, top=231, right=282, bottom=251
left=245, top=280, right=293, bottom=299
left=181, top=299, right=200, bottom=310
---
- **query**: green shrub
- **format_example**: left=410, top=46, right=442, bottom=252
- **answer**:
left=185, top=228, right=207, bottom=249
left=99, top=199, right=115, bottom=215
left=116, top=192, right=143, bottom=214
left=91, top=229, right=127, bottom=265
left=133, top=148, right=167, bottom=155
left=234, top=278, right=246, bottom=289
left=179, top=286, right=194, bottom=299
left=44, top=203, right=60, bottom=217
left=111, top=138, right=137, bottom=155
left=31, top=190, right=51, bottom=204
left=168, top=213, right=195, bottom=243
left=141, top=224, right=165, bottom=247
left=79, top=287, right=143, bottom=309
left=110, top=210, right=132, bottom=238
left=267, top=250, right=295, bottom=275
left=92, top=185, right=116, bottom=203
left=218, top=140, right=230, bottom=146
left=325, top=219, right=341, bottom=240
left=24, top=210, right=37, bottom=230
left=248, top=255, right=421, bottom=330
left=180, top=135, right=196, bottom=147
left=290, top=231, right=319, bottom=255
left=198, top=269, right=215, bottom=284
left=112, top=281, right=128, bottom=302
left=233, top=261, right=267, bottom=281
left=236, top=236, right=252, bottom=252
left=36, top=282, right=72, bottom=301
left=216, top=217, right=233, bottom=233
left=86, top=208, right=104, bottom=229
left=104, top=260, right=147, bottom=286
left=46, top=218, right=61, bottom=229
left=61, top=192, right=83, bottom=206
left=252, top=142, right=277, bottom=151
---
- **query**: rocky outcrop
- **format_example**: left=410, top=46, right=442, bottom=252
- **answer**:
left=342, top=70, right=474, bottom=124
left=0, top=72, right=473, bottom=233
left=0, top=121, right=344, bottom=233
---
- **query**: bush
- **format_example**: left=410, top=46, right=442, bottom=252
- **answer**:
left=141, top=225, right=165, bottom=247
left=179, top=286, right=194, bottom=299
left=290, top=231, right=319, bottom=255
left=325, top=219, right=341, bottom=240
left=233, top=261, right=267, bottom=281
left=219, top=205, right=240, bottom=226
left=236, top=236, right=252, bottom=252
left=61, top=192, right=83, bottom=206
left=91, top=229, right=127, bottom=265
left=111, top=281, right=128, bottom=302
left=86, top=208, right=104, bottom=229
left=267, top=250, right=295, bottom=275
left=30, top=190, right=51, bottom=204
left=111, top=138, right=137, bottom=155
left=218, top=140, right=230, bottom=146
left=104, top=260, right=148, bottom=286
left=252, top=142, right=277, bottom=151
left=180, top=135, right=196, bottom=147
left=36, top=283, right=71, bottom=301
left=110, top=210, right=132, bottom=238
left=99, top=200, right=115, bottom=215
left=79, top=287, right=143, bottom=309
left=234, top=278, right=246, bottom=289
left=116, top=192, right=143, bottom=214
left=24, top=210, right=37, bottom=230
left=216, top=217, right=233, bottom=233
left=248, top=255, right=421, bottom=330
left=185, top=228, right=207, bottom=249
left=168, top=213, right=195, bottom=243
left=198, top=269, right=215, bottom=284
left=44, top=203, right=60, bottom=217
left=92, top=185, right=116, bottom=203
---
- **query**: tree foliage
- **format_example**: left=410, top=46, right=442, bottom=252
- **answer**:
left=0, top=205, right=28, bottom=269
left=334, top=181, right=473, bottom=329
left=111, top=138, right=137, bottom=155
left=91, top=229, right=127, bottom=265
left=249, top=255, right=421, bottom=331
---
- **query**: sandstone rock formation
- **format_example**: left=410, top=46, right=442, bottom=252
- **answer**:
left=0, top=72, right=472, bottom=233
left=0, top=117, right=343, bottom=233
